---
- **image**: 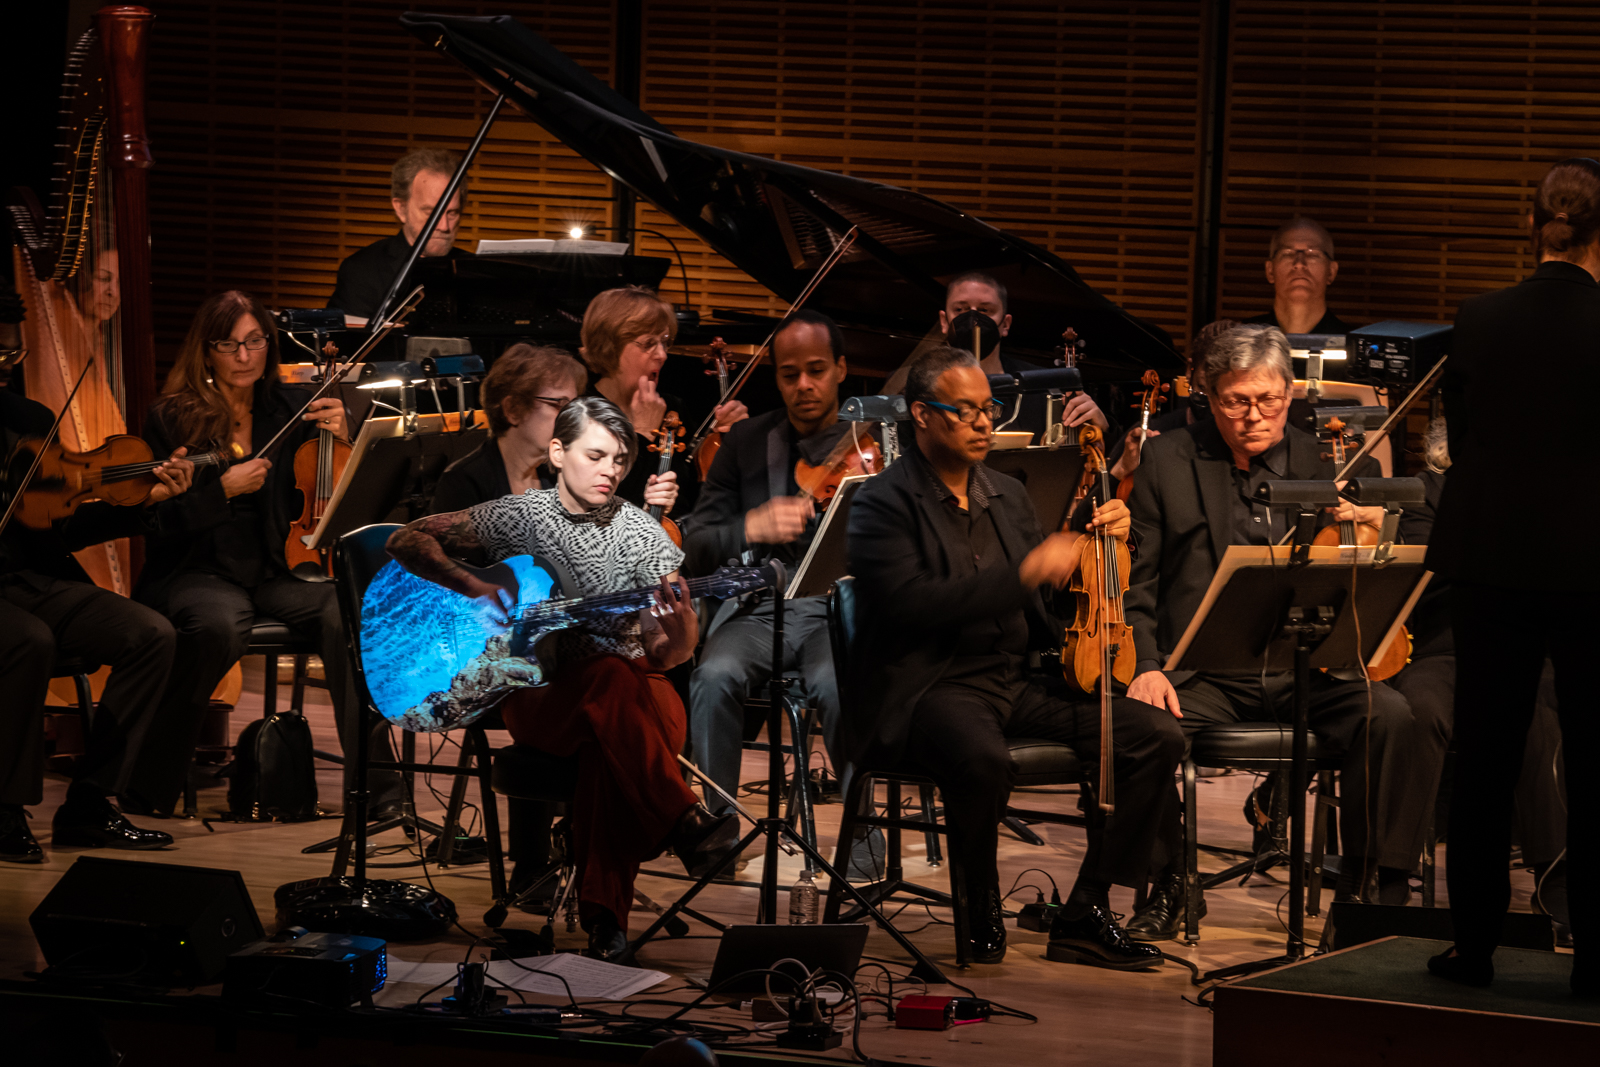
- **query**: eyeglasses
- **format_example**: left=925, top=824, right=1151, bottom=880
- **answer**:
left=1216, top=394, right=1288, bottom=419
left=210, top=336, right=269, bottom=354
left=923, top=398, right=1003, bottom=425
left=529, top=395, right=573, bottom=412
left=629, top=335, right=670, bottom=353
left=1271, top=248, right=1330, bottom=266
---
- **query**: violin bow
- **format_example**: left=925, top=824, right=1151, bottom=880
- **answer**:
left=0, top=358, right=95, bottom=536
left=257, top=285, right=426, bottom=461
left=687, top=226, right=860, bottom=451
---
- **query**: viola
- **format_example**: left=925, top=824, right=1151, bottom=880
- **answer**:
left=693, top=337, right=733, bottom=481
left=6, top=435, right=240, bottom=530
left=647, top=410, right=686, bottom=547
left=1313, top=416, right=1410, bottom=680
left=1114, top=368, right=1169, bottom=501
left=794, top=424, right=882, bottom=507
left=286, top=424, right=352, bottom=578
left=1058, top=424, right=1133, bottom=812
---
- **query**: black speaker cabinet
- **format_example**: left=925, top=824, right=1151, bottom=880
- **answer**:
left=1324, top=902, right=1554, bottom=953
left=29, top=856, right=264, bottom=986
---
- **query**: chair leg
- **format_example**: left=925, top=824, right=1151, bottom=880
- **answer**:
left=290, top=653, right=308, bottom=715
left=1308, top=771, right=1333, bottom=918
left=72, top=673, right=94, bottom=722
left=920, top=785, right=943, bottom=866
left=886, top=781, right=905, bottom=882
left=783, top=698, right=818, bottom=866
left=471, top=727, right=507, bottom=911
left=1183, top=759, right=1200, bottom=944
left=262, top=654, right=278, bottom=718
left=435, top=741, right=476, bottom=867
left=945, top=815, right=970, bottom=968
left=824, top=774, right=871, bottom=923
left=1421, top=814, right=1437, bottom=909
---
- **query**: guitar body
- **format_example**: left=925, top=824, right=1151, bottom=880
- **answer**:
left=360, top=554, right=562, bottom=732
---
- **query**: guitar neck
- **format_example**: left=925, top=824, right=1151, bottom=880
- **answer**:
left=524, top=572, right=750, bottom=621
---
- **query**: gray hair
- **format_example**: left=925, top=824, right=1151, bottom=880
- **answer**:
left=1424, top=417, right=1451, bottom=473
left=904, top=344, right=980, bottom=407
left=551, top=395, right=637, bottom=475
left=1202, top=324, right=1294, bottom=391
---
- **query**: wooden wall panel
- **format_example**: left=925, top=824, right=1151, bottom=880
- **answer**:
left=1218, top=1, right=1600, bottom=328
left=144, top=1, right=615, bottom=373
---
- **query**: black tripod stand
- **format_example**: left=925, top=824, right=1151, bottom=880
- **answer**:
left=619, top=562, right=948, bottom=983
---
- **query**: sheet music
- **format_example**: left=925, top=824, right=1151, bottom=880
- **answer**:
left=385, top=952, right=668, bottom=1000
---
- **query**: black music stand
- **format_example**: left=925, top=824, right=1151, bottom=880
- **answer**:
left=1171, top=517, right=1429, bottom=982
left=785, top=475, right=869, bottom=599
left=620, top=561, right=948, bottom=984
left=983, top=446, right=1087, bottom=531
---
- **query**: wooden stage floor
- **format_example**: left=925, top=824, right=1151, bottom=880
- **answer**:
left=0, top=658, right=1548, bottom=1066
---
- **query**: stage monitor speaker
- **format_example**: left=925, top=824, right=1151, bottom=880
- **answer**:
left=1324, top=902, right=1553, bottom=953
left=30, top=856, right=264, bottom=987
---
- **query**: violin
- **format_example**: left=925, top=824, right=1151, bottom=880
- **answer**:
left=648, top=410, right=686, bottom=547
left=285, top=344, right=353, bottom=579
left=1114, top=368, right=1170, bottom=501
left=6, top=435, right=240, bottom=529
left=693, top=337, right=733, bottom=481
left=793, top=423, right=882, bottom=507
left=1059, top=424, right=1134, bottom=812
left=1313, top=416, right=1410, bottom=680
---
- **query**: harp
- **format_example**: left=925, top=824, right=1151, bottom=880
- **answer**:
left=5, top=6, right=155, bottom=595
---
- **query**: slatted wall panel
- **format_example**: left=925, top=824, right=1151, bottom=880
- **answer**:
left=1219, top=1, right=1600, bottom=328
left=144, top=1, right=615, bottom=373
left=639, top=1, right=1206, bottom=347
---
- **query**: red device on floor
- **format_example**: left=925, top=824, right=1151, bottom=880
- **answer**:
left=895, top=995, right=991, bottom=1030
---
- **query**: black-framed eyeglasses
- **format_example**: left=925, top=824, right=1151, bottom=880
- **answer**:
left=529, top=395, right=573, bottom=412
left=1271, top=248, right=1329, bottom=266
left=210, top=336, right=269, bottom=354
left=1216, top=394, right=1288, bottom=419
left=923, top=398, right=1003, bottom=425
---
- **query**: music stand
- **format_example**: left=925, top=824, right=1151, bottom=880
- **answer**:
left=983, top=446, right=1087, bottom=530
left=306, top=411, right=487, bottom=552
left=785, top=474, right=870, bottom=599
left=1170, top=539, right=1430, bottom=981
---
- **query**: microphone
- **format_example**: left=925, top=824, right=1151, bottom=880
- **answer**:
left=839, top=395, right=911, bottom=422
left=987, top=366, right=1083, bottom=396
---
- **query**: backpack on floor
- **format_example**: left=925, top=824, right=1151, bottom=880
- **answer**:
left=227, top=712, right=319, bottom=821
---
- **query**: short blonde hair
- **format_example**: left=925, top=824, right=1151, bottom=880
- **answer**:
left=578, top=287, right=676, bottom=378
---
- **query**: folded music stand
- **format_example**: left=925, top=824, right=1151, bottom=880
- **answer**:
left=1168, top=542, right=1430, bottom=980
left=785, top=474, right=871, bottom=599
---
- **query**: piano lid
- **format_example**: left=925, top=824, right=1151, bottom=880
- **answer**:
left=399, top=12, right=1182, bottom=377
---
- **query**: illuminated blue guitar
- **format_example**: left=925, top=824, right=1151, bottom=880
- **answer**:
left=359, top=556, right=769, bottom=732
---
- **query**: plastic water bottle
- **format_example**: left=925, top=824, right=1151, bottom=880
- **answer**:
left=789, top=868, right=819, bottom=924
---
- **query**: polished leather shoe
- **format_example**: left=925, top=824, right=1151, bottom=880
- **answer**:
left=1427, top=947, right=1493, bottom=988
left=668, top=804, right=741, bottom=880
left=52, top=794, right=174, bottom=850
left=0, top=806, right=43, bottom=864
left=585, top=911, right=629, bottom=962
left=962, top=885, right=1007, bottom=964
left=1125, top=872, right=1206, bottom=942
left=1047, top=905, right=1163, bottom=970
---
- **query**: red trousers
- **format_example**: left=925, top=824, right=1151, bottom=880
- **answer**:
left=501, top=654, right=698, bottom=929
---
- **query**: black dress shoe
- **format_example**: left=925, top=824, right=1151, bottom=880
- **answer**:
left=1125, top=872, right=1206, bottom=942
left=1244, top=776, right=1277, bottom=855
left=585, top=911, right=629, bottom=962
left=962, top=885, right=1007, bottom=965
left=1047, top=905, right=1163, bottom=970
left=667, top=804, right=741, bottom=880
left=0, top=806, right=43, bottom=864
left=52, top=794, right=174, bottom=850
left=1426, top=947, right=1493, bottom=988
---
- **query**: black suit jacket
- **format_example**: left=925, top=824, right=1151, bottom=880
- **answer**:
left=1429, top=260, right=1600, bottom=591
left=840, top=448, right=1056, bottom=778
left=1125, top=420, right=1371, bottom=678
left=427, top=437, right=556, bottom=515
left=327, top=232, right=469, bottom=320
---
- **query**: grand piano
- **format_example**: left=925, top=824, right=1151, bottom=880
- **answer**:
left=394, top=11, right=1181, bottom=381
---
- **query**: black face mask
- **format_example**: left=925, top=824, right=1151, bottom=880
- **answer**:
left=946, top=309, right=1001, bottom=361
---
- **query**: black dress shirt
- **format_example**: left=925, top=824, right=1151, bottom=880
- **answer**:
left=1244, top=308, right=1352, bottom=334
left=1228, top=433, right=1292, bottom=546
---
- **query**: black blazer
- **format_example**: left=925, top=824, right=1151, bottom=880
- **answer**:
left=326, top=232, right=469, bottom=321
left=139, top=380, right=319, bottom=594
left=428, top=436, right=556, bottom=514
left=1429, top=260, right=1600, bottom=591
left=840, top=449, right=1057, bottom=778
left=1125, top=420, right=1370, bottom=678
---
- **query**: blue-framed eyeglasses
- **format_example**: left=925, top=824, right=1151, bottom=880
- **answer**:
left=923, top=398, right=1003, bottom=425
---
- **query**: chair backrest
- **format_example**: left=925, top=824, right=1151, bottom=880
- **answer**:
left=333, top=523, right=404, bottom=715
left=826, top=577, right=859, bottom=717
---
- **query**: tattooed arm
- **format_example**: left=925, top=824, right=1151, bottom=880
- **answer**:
left=385, top=510, right=503, bottom=601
